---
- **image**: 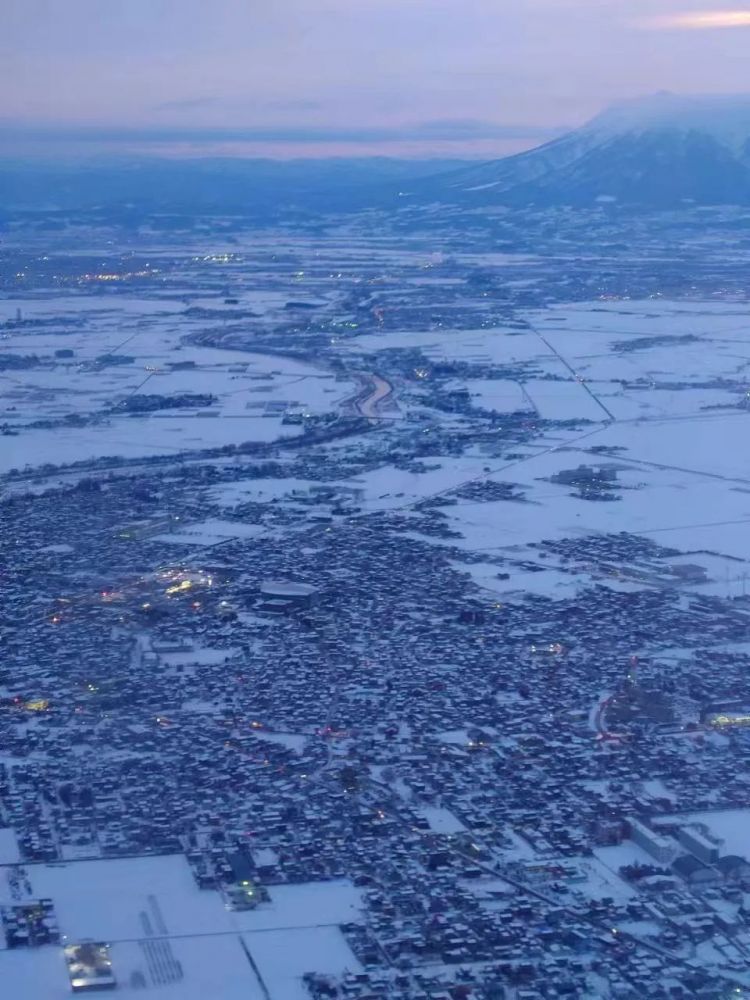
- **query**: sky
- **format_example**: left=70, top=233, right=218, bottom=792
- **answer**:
left=3, top=0, right=750, bottom=159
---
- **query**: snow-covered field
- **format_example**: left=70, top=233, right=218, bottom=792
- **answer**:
left=417, top=806, right=466, bottom=834
left=0, top=854, right=364, bottom=939
left=0, top=292, right=354, bottom=473
left=209, top=476, right=319, bottom=508
left=152, top=518, right=267, bottom=547
left=438, top=455, right=750, bottom=562
left=336, top=458, right=493, bottom=510
left=346, top=325, right=550, bottom=366
left=0, top=854, right=364, bottom=999
left=0, top=828, right=20, bottom=865
left=341, top=297, right=750, bottom=578
left=245, top=926, right=362, bottom=1000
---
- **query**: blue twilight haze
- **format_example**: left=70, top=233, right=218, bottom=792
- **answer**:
left=3, top=0, right=750, bottom=158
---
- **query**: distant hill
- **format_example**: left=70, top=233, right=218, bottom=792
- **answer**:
left=417, top=93, right=750, bottom=208
left=0, top=157, right=472, bottom=219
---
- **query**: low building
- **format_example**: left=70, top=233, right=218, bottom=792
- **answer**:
left=64, top=942, right=116, bottom=992
left=716, top=855, right=750, bottom=882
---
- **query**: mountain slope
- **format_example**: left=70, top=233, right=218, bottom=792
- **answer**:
left=427, top=93, right=750, bottom=208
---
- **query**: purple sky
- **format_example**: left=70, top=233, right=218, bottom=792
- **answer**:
left=3, top=0, right=750, bottom=158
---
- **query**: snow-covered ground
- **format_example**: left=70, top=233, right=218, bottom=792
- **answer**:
left=0, top=854, right=364, bottom=999
left=346, top=325, right=548, bottom=365
left=152, top=519, right=267, bottom=547
left=654, top=808, right=750, bottom=858
left=416, top=806, right=466, bottom=834
left=246, top=926, right=362, bottom=1000
left=336, top=458, right=493, bottom=511
left=209, top=477, right=318, bottom=508
left=334, top=296, right=750, bottom=592
left=0, top=855, right=363, bottom=938
left=0, top=828, right=21, bottom=864
left=0, top=292, right=354, bottom=473
left=594, top=841, right=663, bottom=872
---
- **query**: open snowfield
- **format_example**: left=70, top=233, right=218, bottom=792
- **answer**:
left=569, top=856, right=636, bottom=903
left=343, top=298, right=750, bottom=587
left=2, top=414, right=302, bottom=474
left=347, top=325, right=552, bottom=366
left=417, top=806, right=467, bottom=834
left=441, top=454, right=750, bottom=555
left=246, top=926, right=362, bottom=1000
left=0, top=828, right=21, bottom=865
left=460, top=378, right=530, bottom=412
left=112, top=935, right=267, bottom=1000
left=0, top=856, right=363, bottom=943
left=0, top=947, right=78, bottom=1000
left=530, top=298, right=750, bottom=415
left=336, top=457, right=495, bottom=510
left=594, top=841, right=663, bottom=872
left=0, top=291, right=354, bottom=473
left=0, top=852, right=364, bottom=999
left=230, top=879, right=364, bottom=932
left=152, top=518, right=267, bottom=547
left=377, top=300, right=750, bottom=585
left=0, top=855, right=231, bottom=941
left=4, top=288, right=748, bottom=589
left=209, top=476, right=319, bottom=508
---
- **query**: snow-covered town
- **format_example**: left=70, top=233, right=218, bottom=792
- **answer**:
left=3, top=199, right=750, bottom=1000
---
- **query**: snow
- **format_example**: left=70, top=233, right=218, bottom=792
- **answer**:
left=655, top=809, right=750, bottom=859
left=109, top=935, right=266, bottom=999
left=523, top=376, right=608, bottom=422
left=435, top=728, right=471, bottom=746
left=595, top=842, right=664, bottom=871
left=642, top=778, right=677, bottom=803
left=568, top=857, right=635, bottom=903
left=502, top=830, right=538, bottom=861
left=346, top=325, right=550, bottom=366
left=0, top=860, right=357, bottom=936
left=254, top=731, right=308, bottom=753
left=417, top=806, right=466, bottom=835
left=337, top=458, right=491, bottom=511
left=210, top=477, right=318, bottom=508
left=152, top=519, right=267, bottom=547
left=0, top=857, right=363, bottom=999
left=246, top=926, right=362, bottom=1000
left=595, top=412, right=750, bottom=482
left=0, top=947, right=73, bottom=999
left=591, top=92, right=750, bottom=155
left=158, top=646, right=239, bottom=667
left=230, top=879, right=364, bottom=932
left=435, top=451, right=750, bottom=570
left=0, top=414, right=302, bottom=475
left=0, top=294, right=185, bottom=319
left=323, top=301, right=750, bottom=579
left=0, top=828, right=21, bottom=864
left=455, top=558, right=583, bottom=600
left=0, top=291, right=353, bottom=473
left=2, top=855, right=232, bottom=941
left=459, top=379, right=529, bottom=413
left=617, top=919, right=662, bottom=938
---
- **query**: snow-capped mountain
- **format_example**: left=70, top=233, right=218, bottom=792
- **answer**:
left=429, top=93, right=750, bottom=207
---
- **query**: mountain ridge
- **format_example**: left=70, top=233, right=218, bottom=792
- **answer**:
left=423, top=93, right=750, bottom=208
